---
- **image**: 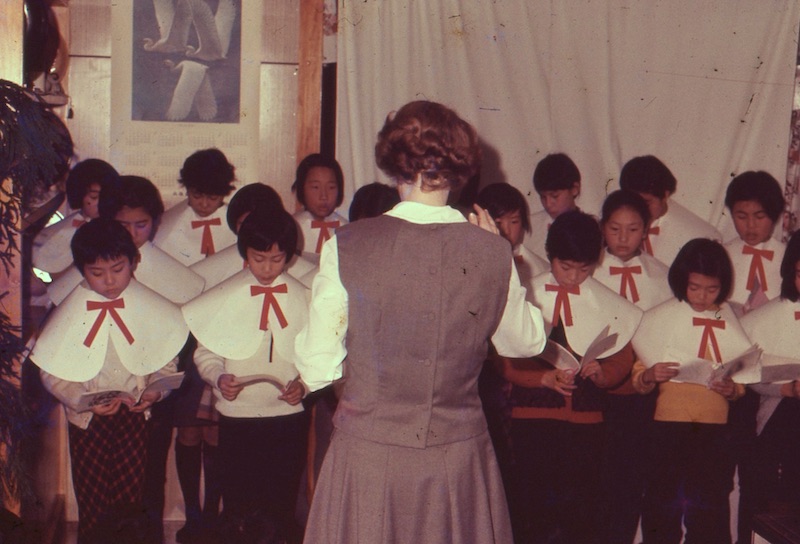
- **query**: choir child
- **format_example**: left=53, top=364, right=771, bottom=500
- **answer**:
left=154, top=148, right=237, bottom=265
left=619, top=155, right=721, bottom=266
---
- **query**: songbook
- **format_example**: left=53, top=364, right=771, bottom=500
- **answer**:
left=75, top=372, right=185, bottom=412
left=654, top=345, right=762, bottom=385
left=234, top=373, right=289, bottom=390
left=537, top=325, right=619, bottom=372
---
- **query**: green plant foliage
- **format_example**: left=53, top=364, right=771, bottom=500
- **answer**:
left=0, top=79, right=73, bottom=506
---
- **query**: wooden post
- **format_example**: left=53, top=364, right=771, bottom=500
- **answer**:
left=0, top=0, right=24, bottom=517
left=297, top=0, right=324, bottom=163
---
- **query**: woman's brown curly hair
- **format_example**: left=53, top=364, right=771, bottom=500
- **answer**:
left=374, top=101, right=481, bottom=192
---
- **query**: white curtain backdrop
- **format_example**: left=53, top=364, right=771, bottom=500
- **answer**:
left=336, top=0, right=800, bottom=239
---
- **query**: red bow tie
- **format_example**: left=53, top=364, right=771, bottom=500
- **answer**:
left=72, top=218, right=87, bottom=228
left=191, top=218, right=222, bottom=256
left=609, top=265, right=642, bottom=303
left=742, top=245, right=774, bottom=293
left=642, top=226, right=660, bottom=256
left=250, top=284, right=289, bottom=330
left=311, top=220, right=340, bottom=254
left=84, top=299, right=135, bottom=347
left=693, top=317, right=725, bottom=363
left=545, top=284, right=580, bottom=326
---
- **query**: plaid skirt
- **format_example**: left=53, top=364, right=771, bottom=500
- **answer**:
left=68, top=408, right=148, bottom=539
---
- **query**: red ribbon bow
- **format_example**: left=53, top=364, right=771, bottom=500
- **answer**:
left=250, top=284, right=289, bottom=330
left=311, top=220, right=340, bottom=254
left=545, top=284, right=580, bottom=326
left=641, top=226, right=660, bottom=256
left=794, top=311, right=800, bottom=321
left=609, top=265, right=642, bottom=303
left=742, top=245, right=774, bottom=292
left=693, top=317, right=725, bottom=363
left=191, top=218, right=222, bottom=256
left=84, top=299, right=135, bottom=347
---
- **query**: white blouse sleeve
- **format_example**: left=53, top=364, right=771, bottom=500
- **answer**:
left=490, top=259, right=547, bottom=358
left=294, top=236, right=349, bottom=392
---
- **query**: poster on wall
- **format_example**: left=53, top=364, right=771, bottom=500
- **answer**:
left=110, top=0, right=262, bottom=208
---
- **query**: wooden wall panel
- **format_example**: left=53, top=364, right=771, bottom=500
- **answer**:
left=259, top=64, right=299, bottom=206
left=68, top=1, right=111, bottom=57
left=263, top=0, right=299, bottom=64
left=64, top=58, right=111, bottom=162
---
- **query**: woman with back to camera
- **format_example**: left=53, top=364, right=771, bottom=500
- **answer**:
left=295, top=100, right=547, bottom=543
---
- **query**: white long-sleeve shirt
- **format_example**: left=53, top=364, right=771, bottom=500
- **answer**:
left=295, top=201, right=547, bottom=392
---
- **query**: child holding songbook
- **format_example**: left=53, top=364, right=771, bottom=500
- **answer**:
left=154, top=148, right=238, bottom=265
left=497, top=210, right=641, bottom=544
left=476, top=182, right=549, bottom=290
left=33, top=159, right=120, bottom=275
left=182, top=210, right=309, bottom=543
left=30, top=220, right=188, bottom=543
left=523, top=152, right=581, bottom=259
left=632, top=238, right=753, bottom=544
left=737, top=231, right=800, bottom=541
left=723, top=170, right=786, bottom=313
left=291, top=153, right=348, bottom=262
left=619, top=155, right=721, bottom=266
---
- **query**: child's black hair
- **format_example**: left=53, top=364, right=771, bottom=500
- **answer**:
left=71, top=219, right=139, bottom=276
left=65, top=159, right=120, bottom=210
left=724, top=170, right=785, bottom=224
left=291, top=153, right=345, bottom=208
left=475, top=183, right=532, bottom=234
left=349, top=182, right=400, bottom=222
left=532, top=153, right=580, bottom=193
left=237, top=209, right=298, bottom=260
left=99, top=175, right=165, bottom=225
left=179, top=148, right=236, bottom=196
left=667, top=238, right=732, bottom=304
left=545, top=210, right=602, bottom=264
left=226, top=183, right=285, bottom=233
left=600, top=189, right=651, bottom=227
left=619, top=155, right=677, bottom=198
left=780, top=230, right=800, bottom=302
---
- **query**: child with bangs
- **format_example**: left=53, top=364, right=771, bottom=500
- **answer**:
left=594, top=189, right=671, bottom=543
left=721, top=170, right=786, bottom=543
left=348, top=181, right=400, bottom=221
left=154, top=148, right=238, bottom=266
left=595, top=189, right=671, bottom=310
left=497, top=210, right=641, bottom=544
left=31, top=220, right=187, bottom=543
left=619, top=155, right=721, bottom=267
left=183, top=209, right=309, bottom=543
left=723, top=170, right=786, bottom=313
left=522, top=152, right=581, bottom=260
left=292, top=153, right=348, bottom=263
left=33, top=158, right=120, bottom=275
left=737, top=231, right=800, bottom=541
left=632, top=239, right=754, bottom=544
left=192, top=182, right=318, bottom=291
left=48, top=175, right=206, bottom=306
left=476, top=183, right=549, bottom=289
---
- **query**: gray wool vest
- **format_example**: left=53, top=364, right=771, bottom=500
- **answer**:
left=335, top=214, right=512, bottom=448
